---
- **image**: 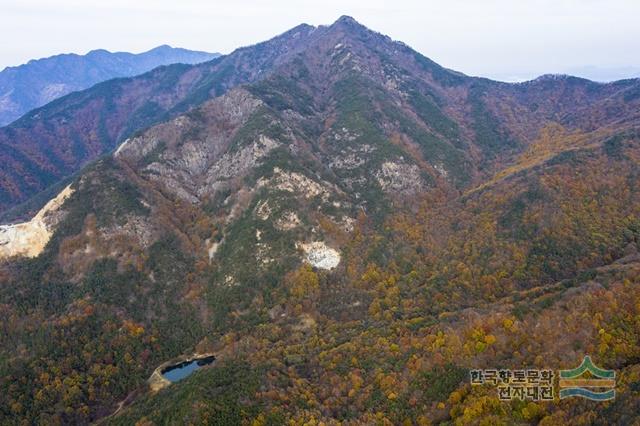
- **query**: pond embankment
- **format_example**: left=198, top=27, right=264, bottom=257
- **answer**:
left=148, top=352, right=215, bottom=392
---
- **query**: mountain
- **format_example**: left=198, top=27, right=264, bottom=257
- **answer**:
left=1, top=16, right=640, bottom=425
left=0, top=25, right=325, bottom=218
left=0, top=45, right=219, bottom=126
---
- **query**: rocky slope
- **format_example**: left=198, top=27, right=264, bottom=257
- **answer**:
left=0, top=45, right=219, bottom=126
left=0, top=184, right=73, bottom=258
left=1, top=16, right=640, bottom=425
left=0, top=24, right=328, bottom=216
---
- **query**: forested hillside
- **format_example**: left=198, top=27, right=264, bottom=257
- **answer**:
left=1, top=16, right=639, bottom=425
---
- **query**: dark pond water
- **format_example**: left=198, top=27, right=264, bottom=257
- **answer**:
left=161, top=356, right=215, bottom=383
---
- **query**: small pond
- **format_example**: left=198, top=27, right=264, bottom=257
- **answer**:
left=160, top=355, right=215, bottom=383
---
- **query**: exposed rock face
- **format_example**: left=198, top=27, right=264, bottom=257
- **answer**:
left=433, top=163, right=449, bottom=179
left=329, top=151, right=367, bottom=170
left=0, top=185, right=73, bottom=258
left=375, top=161, right=424, bottom=194
left=115, top=89, right=274, bottom=203
left=203, top=135, right=280, bottom=193
left=103, top=215, right=156, bottom=249
left=258, top=168, right=332, bottom=200
left=275, top=211, right=301, bottom=230
left=0, top=25, right=318, bottom=212
left=254, top=200, right=273, bottom=220
left=298, top=241, right=341, bottom=270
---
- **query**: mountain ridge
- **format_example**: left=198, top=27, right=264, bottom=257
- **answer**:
left=1, top=17, right=640, bottom=424
left=1, top=16, right=639, bottom=218
left=0, top=45, right=220, bottom=126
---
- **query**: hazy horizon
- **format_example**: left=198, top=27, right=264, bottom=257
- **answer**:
left=1, top=0, right=639, bottom=83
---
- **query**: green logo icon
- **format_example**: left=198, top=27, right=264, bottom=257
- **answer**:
left=559, top=356, right=615, bottom=401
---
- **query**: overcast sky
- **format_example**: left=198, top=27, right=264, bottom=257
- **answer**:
left=1, top=0, right=639, bottom=82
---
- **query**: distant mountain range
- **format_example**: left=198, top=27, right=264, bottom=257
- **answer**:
left=0, top=45, right=219, bottom=126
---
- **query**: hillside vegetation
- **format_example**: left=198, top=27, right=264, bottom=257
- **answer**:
left=1, top=17, right=640, bottom=425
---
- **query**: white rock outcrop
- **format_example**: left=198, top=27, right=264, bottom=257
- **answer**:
left=298, top=241, right=340, bottom=270
left=114, top=138, right=131, bottom=156
left=0, top=185, right=74, bottom=259
left=375, top=161, right=424, bottom=194
left=257, top=167, right=342, bottom=202
left=203, top=135, right=280, bottom=190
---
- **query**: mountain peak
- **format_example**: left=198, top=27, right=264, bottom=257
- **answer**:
left=87, top=48, right=111, bottom=56
left=315, top=16, right=385, bottom=50
left=329, top=15, right=369, bottom=32
left=334, top=15, right=359, bottom=24
left=149, top=44, right=174, bottom=52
